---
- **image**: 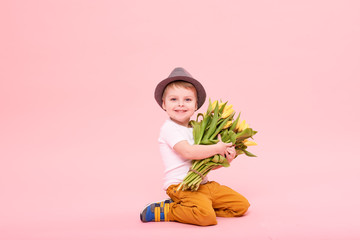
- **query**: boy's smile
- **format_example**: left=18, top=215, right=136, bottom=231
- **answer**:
left=162, top=86, right=197, bottom=127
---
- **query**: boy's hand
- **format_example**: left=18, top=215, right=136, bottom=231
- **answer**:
left=212, top=137, right=236, bottom=170
left=224, top=146, right=236, bottom=163
left=216, top=135, right=233, bottom=157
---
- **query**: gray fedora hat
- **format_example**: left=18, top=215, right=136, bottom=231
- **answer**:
left=154, top=67, right=206, bottom=110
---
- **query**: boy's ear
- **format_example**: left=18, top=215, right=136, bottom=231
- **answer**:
left=162, top=100, right=166, bottom=111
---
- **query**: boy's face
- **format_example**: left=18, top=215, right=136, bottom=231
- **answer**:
left=162, top=86, right=197, bottom=127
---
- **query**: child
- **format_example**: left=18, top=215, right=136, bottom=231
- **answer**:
left=140, top=67, right=250, bottom=226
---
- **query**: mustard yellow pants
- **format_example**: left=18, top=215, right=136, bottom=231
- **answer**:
left=166, top=181, right=250, bottom=226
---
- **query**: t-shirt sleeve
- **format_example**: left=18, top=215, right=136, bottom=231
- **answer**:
left=160, top=122, right=188, bottom=149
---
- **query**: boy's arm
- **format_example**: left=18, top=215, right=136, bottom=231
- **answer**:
left=173, top=136, right=232, bottom=160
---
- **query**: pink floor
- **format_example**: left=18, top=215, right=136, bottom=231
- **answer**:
left=2, top=187, right=360, bottom=240
left=1, top=151, right=360, bottom=240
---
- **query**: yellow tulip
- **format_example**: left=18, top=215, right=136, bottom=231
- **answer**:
left=212, top=101, right=233, bottom=113
left=236, top=120, right=246, bottom=132
left=211, top=100, right=219, bottom=111
left=223, top=121, right=232, bottom=129
left=235, top=118, right=242, bottom=131
left=243, top=140, right=257, bottom=146
left=224, top=104, right=233, bottom=112
left=221, top=105, right=234, bottom=118
left=211, top=101, right=226, bottom=112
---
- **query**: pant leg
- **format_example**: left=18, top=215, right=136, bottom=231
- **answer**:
left=209, top=181, right=250, bottom=217
left=166, top=184, right=217, bottom=226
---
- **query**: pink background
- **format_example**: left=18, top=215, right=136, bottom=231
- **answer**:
left=1, top=0, right=360, bottom=239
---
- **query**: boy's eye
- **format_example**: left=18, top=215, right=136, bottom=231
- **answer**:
left=170, top=98, right=177, bottom=101
left=185, top=98, right=192, bottom=102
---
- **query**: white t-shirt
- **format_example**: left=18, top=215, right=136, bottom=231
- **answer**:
left=158, top=119, right=208, bottom=190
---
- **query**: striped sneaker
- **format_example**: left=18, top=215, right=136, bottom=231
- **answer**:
left=140, top=199, right=173, bottom=222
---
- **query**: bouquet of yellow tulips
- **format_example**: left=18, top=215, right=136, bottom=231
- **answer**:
left=178, top=99, right=257, bottom=191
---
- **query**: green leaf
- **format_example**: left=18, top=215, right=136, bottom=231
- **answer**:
left=200, top=139, right=218, bottom=145
left=219, top=155, right=230, bottom=167
left=192, top=122, right=202, bottom=144
left=197, top=115, right=210, bottom=144
left=189, top=120, right=196, bottom=128
left=209, top=113, right=234, bottom=140
left=230, top=113, right=241, bottom=131
left=236, top=149, right=244, bottom=155
left=221, top=160, right=230, bottom=168
left=235, top=128, right=254, bottom=142
left=242, top=149, right=257, bottom=157
left=220, top=129, right=230, bottom=142
left=196, top=113, right=204, bottom=122
left=203, top=102, right=220, bottom=140
left=229, top=131, right=237, bottom=144
left=219, top=101, right=228, bottom=113
left=206, top=98, right=213, bottom=115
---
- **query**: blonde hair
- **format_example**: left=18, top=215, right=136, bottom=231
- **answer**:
left=162, top=81, right=197, bottom=100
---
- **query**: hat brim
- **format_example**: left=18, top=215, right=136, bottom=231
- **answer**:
left=154, top=76, right=206, bottom=110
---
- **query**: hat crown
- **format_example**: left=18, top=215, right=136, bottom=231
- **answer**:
left=168, top=67, right=193, bottom=79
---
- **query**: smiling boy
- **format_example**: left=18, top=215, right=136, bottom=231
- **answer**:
left=140, top=68, right=250, bottom=226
